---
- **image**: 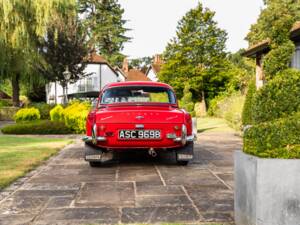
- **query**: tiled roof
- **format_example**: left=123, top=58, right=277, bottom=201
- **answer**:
left=126, top=69, right=151, bottom=81
left=242, top=39, right=270, bottom=57
left=88, top=52, right=107, bottom=64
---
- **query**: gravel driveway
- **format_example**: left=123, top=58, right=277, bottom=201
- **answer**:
left=0, top=131, right=241, bottom=225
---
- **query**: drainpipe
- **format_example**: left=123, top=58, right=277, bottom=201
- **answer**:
left=99, top=64, right=102, bottom=91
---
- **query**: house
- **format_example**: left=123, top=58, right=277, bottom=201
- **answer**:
left=243, top=21, right=300, bottom=89
left=145, top=54, right=163, bottom=81
left=114, top=67, right=127, bottom=82
left=46, top=52, right=121, bottom=104
left=122, top=58, right=151, bottom=82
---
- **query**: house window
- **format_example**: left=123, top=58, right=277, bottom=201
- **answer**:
left=291, top=44, right=300, bottom=70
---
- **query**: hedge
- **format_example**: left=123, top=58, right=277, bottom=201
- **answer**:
left=242, top=79, right=256, bottom=125
left=62, top=101, right=91, bottom=133
left=243, top=113, right=300, bottom=158
left=14, top=107, right=40, bottom=123
left=30, top=103, right=54, bottom=120
left=1, top=120, right=73, bottom=135
left=251, top=69, right=300, bottom=124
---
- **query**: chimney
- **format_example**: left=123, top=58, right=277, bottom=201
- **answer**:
left=122, top=58, right=129, bottom=73
left=154, top=54, right=162, bottom=65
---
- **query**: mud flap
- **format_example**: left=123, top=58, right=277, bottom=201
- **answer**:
left=84, top=143, right=114, bottom=163
left=176, top=142, right=194, bottom=162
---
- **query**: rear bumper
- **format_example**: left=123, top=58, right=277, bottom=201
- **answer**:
left=82, top=134, right=196, bottom=149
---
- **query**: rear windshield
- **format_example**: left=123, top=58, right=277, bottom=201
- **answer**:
left=100, top=86, right=176, bottom=104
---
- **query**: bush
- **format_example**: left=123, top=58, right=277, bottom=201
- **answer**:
left=62, top=101, right=91, bottom=133
left=14, top=107, right=40, bottom=123
left=207, top=92, right=245, bottom=130
left=243, top=113, right=300, bottom=158
left=50, top=105, right=64, bottom=121
left=30, top=103, right=54, bottom=120
left=207, top=94, right=226, bottom=117
left=1, top=120, right=73, bottom=134
left=180, top=83, right=195, bottom=116
left=242, top=80, right=256, bottom=125
left=0, top=99, right=12, bottom=108
left=251, top=69, right=300, bottom=124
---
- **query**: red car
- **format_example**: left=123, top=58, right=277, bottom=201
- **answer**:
left=83, top=81, right=196, bottom=166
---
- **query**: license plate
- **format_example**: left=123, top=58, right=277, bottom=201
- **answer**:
left=119, top=130, right=161, bottom=140
left=177, top=154, right=193, bottom=160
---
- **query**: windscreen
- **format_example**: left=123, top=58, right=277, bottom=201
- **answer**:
left=101, top=86, right=176, bottom=104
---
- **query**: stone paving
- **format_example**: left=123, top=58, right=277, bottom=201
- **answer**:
left=0, top=131, right=242, bottom=225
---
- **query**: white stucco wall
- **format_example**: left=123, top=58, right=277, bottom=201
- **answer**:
left=46, top=63, right=119, bottom=104
left=116, top=71, right=126, bottom=82
left=147, top=68, right=158, bottom=81
left=100, top=64, right=118, bottom=89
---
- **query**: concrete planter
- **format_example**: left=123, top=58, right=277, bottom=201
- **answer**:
left=234, top=151, right=300, bottom=225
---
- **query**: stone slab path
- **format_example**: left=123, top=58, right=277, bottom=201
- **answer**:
left=0, top=131, right=242, bottom=225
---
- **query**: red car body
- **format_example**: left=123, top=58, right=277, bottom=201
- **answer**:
left=83, top=81, right=196, bottom=166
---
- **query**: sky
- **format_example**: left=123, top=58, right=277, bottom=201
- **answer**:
left=118, top=0, right=264, bottom=58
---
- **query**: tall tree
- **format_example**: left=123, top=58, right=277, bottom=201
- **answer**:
left=159, top=3, right=228, bottom=101
left=0, top=0, right=76, bottom=106
left=129, top=57, right=153, bottom=72
left=79, top=0, right=130, bottom=66
left=36, top=12, right=89, bottom=104
left=246, top=0, right=300, bottom=46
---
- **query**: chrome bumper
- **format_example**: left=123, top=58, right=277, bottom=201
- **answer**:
left=174, top=134, right=197, bottom=142
left=82, top=136, right=106, bottom=142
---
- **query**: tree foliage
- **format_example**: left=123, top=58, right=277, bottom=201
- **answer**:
left=158, top=3, right=228, bottom=101
left=79, top=0, right=130, bottom=66
left=129, top=57, right=153, bottom=72
left=0, top=0, right=76, bottom=106
left=180, top=83, right=195, bottom=115
left=246, top=0, right=300, bottom=79
left=37, top=13, right=89, bottom=89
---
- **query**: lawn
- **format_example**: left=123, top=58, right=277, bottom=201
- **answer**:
left=0, top=136, right=71, bottom=189
left=197, top=117, right=235, bottom=133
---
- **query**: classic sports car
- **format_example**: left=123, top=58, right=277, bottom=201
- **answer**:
left=83, top=81, right=196, bottom=166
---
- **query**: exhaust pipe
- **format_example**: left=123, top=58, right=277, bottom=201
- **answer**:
left=148, top=148, right=157, bottom=157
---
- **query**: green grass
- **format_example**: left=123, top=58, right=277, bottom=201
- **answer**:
left=0, top=136, right=71, bottom=189
left=197, top=117, right=235, bottom=133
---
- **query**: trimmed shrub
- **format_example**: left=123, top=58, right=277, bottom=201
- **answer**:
left=50, top=105, right=64, bottom=122
left=62, top=101, right=91, bottom=133
left=30, top=103, right=54, bottom=120
left=242, top=80, right=256, bottom=125
left=243, top=113, right=300, bottom=158
left=1, top=120, right=73, bottom=134
left=14, top=107, right=40, bottom=123
left=251, top=69, right=300, bottom=124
